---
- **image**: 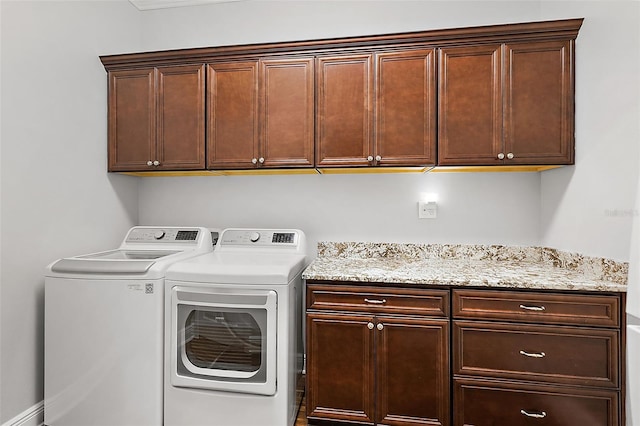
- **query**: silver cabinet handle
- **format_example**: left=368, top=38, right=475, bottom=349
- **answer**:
left=364, top=298, right=387, bottom=304
left=152, top=160, right=160, bottom=166
left=377, top=323, right=384, bottom=330
left=507, top=152, right=515, bottom=159
left=519, top=304, right=546, bottom=312
left=258, top=157, right=265, bottom=164
left=497, top=153, right=505, bottom=160
left=520, top=350, right=546, bottom=358
left=375, top=155, right=382, bottom=162
left=147, top=161, right=153, bottom=166
left=520, top=409, right=547, bottom=419
left=367, top=322, right=374, bottom=330
left=251, top=158, right=258, bottom=165
left=367, top=155, right=374, bottom=162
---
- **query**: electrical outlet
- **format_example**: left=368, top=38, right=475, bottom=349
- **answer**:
left=418, top=201, right=437, bottom=219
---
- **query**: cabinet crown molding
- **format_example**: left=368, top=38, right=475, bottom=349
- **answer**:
left=100, top=18, right=583, bottom=70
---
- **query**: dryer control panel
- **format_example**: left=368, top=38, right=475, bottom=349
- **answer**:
left=219, top=229, right=303, bottom=250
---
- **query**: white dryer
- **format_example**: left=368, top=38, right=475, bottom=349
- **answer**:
left=164, top=228, right=307, bottom=426
left=44, top=226, right=216, bottom=426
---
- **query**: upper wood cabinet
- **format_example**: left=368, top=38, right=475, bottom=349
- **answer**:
left=316, top=54, right=373, bottom=167
left=207, top=58, right=314, bottom=169
left=107, top=65, right=205, bottom=172
left=438, top=39, right=575, bottom=166
left=100, top=18, right=582, bottom=172
left=316, top=49, right=436, bottom=168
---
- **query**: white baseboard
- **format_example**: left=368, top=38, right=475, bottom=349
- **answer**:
left=1, top=401, right=44, bottom=426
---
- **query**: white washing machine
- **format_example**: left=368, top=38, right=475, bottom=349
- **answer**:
left=164, top=228, right=307, bottom=426
left=44, top=226, right=216, bottom=426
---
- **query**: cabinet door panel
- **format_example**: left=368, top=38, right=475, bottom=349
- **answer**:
left=453, top=289, right=620, bottom=327
left=375, top=49, right=436, bottom=166
left=260, top=58, right=314, bottom=168
left=108, top=69, right=155, bottom=171
left=157, top=65, right=205, bottom=170
left=207, top=61, right=258, bottom=169
left=505, top=40, right=574, bottom=164
left=316, top=55, right=373, bottom=167
left=438, top=45, right=503, bottom=165
left=454, top=378, right=618, bottom=426
left=377, top=318, right=450, bottom=426
left=307, top=283, right=449, bottom=317
left=306, top=313, right=375, bottom=425
left=453, top=321, right=619, bottom=388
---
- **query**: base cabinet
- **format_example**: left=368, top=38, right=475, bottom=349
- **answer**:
left=306, top=283, right=624, bottom=426
left=452, top=289, right=623, bottom=426
left=306, top=283, right=450, bottom=426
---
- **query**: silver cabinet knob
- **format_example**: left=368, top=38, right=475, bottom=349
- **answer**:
left=152, top=160, right=160, bottom=166
left=376, top=323, right=384, bottom=331
left=497, top=153, right=505, bottom=160
left=258, top=157, right=265, bottom=164
left=367, top=322, right=374, bottom=330
left=147, top=161, right=153, bottom=166
left=507, top=152, right=515, bottom=160
left=375, top=155, right=382, bottom=162
left=367, top=156, right=374, bottom=162
left=251, top=158, right=258, bottom=165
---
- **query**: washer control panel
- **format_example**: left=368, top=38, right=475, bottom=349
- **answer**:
left=220, top=229, right=299, bottom=248
left=125, top=227, right=200, bottom=244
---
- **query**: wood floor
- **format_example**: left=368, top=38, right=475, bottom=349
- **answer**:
left=295, top=395, right=307, bottom=426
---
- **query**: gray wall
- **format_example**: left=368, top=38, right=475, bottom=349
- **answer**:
left=1, top=0, right=638, bottom=423
left=0, top=1, right=141, bottom=422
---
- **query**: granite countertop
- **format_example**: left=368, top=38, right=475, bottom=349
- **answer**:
left=302, top=242, right=628, bottom=293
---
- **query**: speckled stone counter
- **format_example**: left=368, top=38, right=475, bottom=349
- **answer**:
left=302, top=242, right=628, bottom=292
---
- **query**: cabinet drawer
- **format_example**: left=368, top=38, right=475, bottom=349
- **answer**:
left=454, top=378, right=619, bottom=426
left=307, top=284, right=449, bottom=317
left=453, top=321, right=619, bottom=388
left=453, top=289, right=620, bottom=327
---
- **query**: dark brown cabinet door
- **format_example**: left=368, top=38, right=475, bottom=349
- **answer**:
left=375, top=49, right=436, bottom=166
left=504, top=40, right=574, bottom=164
left=438, top=45, right=503, bottom=166
left=260, top=58, right=314, bottom=168
left=316, top=55, right=373, bottom=167
left=207, top=61, right=259, bottom=169
left=376, top=317, right=450, bottom=426
left=157, top=65, right=205, bottom=170
left=306, top=313, right=375, bottom=425
left=108, top=68, right=156, bottom=171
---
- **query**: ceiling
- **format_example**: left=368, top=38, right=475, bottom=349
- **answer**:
left=129, top=0, right=244, bottom=11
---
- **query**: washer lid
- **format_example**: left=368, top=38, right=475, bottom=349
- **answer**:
left=50, top=249, right=180, bottom=274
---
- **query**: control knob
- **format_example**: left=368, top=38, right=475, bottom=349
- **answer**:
left=250, top=232, right=261, bottom=242
left=154, top=231, right=166, bottom=240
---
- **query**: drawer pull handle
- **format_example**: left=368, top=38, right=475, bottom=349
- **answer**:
left=520, top=409, right=547, bottom=419
left=519, top=350, right=546, bottom=358
left=364, top=298, right=387, bottom=304
left=519, top=304, right=546, bottom=311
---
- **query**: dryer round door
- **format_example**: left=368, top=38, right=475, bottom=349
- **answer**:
left=170, top=286, right=277, bottom=395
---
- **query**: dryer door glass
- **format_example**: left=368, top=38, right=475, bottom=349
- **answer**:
left=171, top=287, right=278, bottom=395
left=184, top=309, right=264, bottom=373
